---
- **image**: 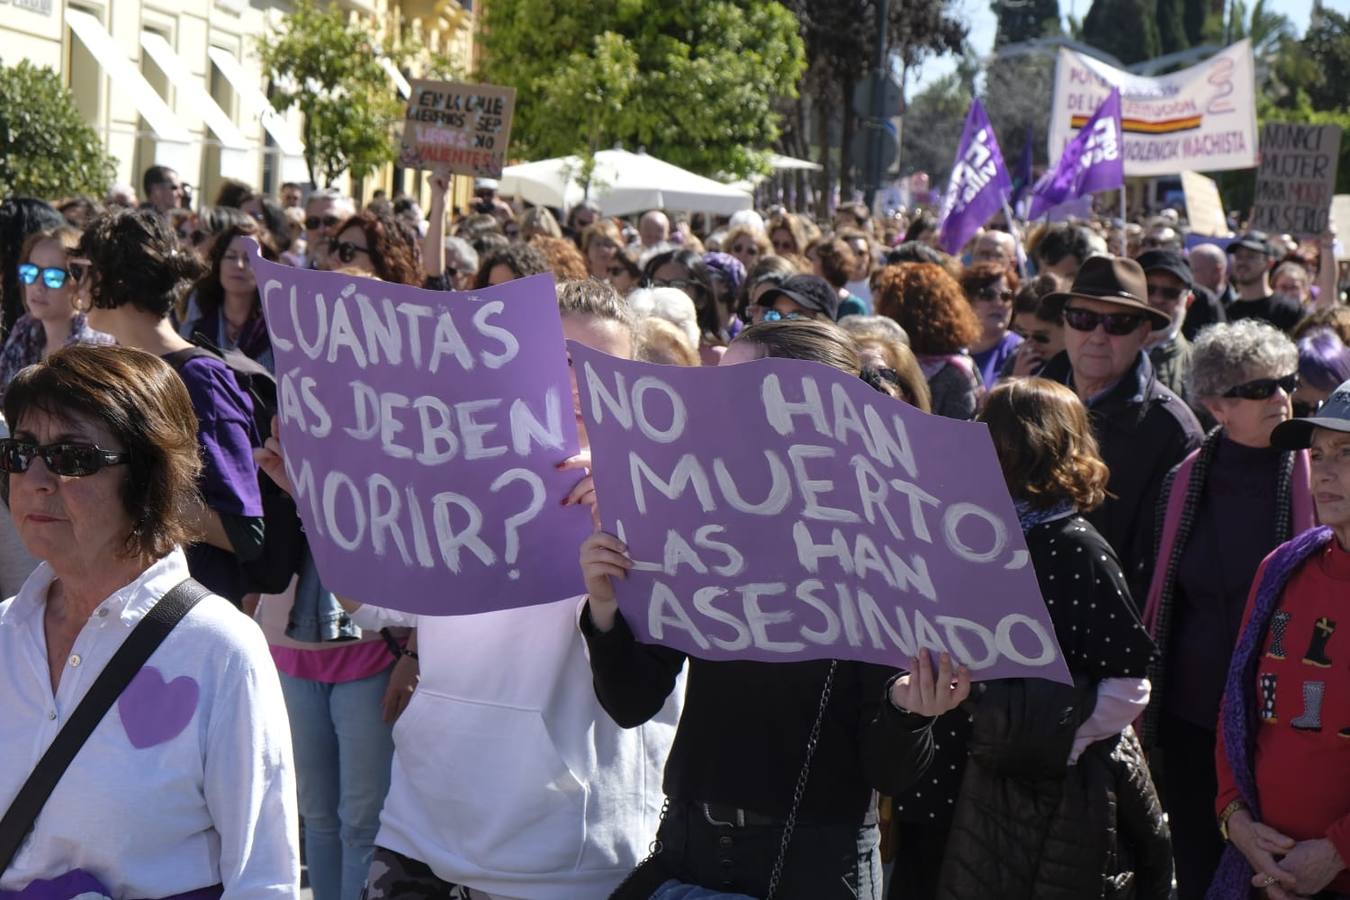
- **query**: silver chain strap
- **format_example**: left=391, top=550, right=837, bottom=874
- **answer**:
left=764, top=659, right=838, bottom=900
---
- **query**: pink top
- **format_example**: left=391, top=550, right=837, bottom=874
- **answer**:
left=255, top=583, right=396, bottom=685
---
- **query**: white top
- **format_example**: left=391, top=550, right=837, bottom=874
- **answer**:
left=0, top=550, right=300, bottom=899
left=375, top=597, right=681, bottom=900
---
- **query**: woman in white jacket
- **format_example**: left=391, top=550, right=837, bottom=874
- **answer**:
left=259, top=280, right=680, bottom=900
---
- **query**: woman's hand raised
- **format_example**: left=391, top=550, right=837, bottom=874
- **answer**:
left=889, top=650, right=971, bottom=717
left=254, top=415, right=294, bottom=497
left=581, top=530, right=631, bottom=633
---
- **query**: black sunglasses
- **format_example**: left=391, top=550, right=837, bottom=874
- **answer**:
left=0, top=439, right=130, bottom=477
left=1293, top=398, right=1324, bottom=418
left=305, top=214, right=342, bottom=231
left=974, top=287, right=1013, bottom=303
left=1062, top=306, right=1146, bottom=336
left=1147, top=284, right=1186, bottom=301
left=1223, top=373, right=1299, bottom=401
left=332, top=241, right=370, bottom=264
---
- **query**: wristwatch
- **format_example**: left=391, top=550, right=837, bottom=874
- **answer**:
left=1218, top=799, right=1247, bottom=842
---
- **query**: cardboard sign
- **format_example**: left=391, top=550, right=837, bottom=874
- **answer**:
left=397, top=80, right=516, bottom=177
left=1048, top=40, right=1258, bottom=176
left=253, top=257, right=592, bottom=615
left=1252, top=123, right=1342, bottom=237
left=573, top=344, right=1071, bottom=683
left=1181, top=171, right=1228, bottom=236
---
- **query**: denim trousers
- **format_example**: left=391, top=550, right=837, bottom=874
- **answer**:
left=279, top=667, right=395, bottom=900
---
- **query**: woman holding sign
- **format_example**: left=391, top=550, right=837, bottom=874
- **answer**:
left=581, top=318, right=970, bottom=900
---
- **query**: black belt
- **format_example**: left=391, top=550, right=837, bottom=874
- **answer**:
left=698, top=801, right=785, bottom=828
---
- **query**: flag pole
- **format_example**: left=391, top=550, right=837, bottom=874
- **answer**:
left=1118, top=187, right=1127, bottom=255
left=1002, top=197, right=1028, bottom=279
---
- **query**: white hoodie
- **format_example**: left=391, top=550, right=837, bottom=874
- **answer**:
left=357, top=597, right=681, bottom=899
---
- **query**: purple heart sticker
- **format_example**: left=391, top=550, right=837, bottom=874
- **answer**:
left=117, top=666, right=200, bottom=749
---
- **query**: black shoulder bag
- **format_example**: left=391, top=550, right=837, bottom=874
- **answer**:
left=0, top=579, right=211, bottom=875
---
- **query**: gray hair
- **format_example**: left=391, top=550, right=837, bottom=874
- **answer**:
left=443, top=236, right=479, bottom=274
left=1188, top=319, right=1299, bottom=400
left=626, top=287, right=699, bottom=350
left=305, top=187, right=354, bottom=213
left=838, top=314, right=910, bottom=348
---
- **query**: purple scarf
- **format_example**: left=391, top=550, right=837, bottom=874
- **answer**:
left=1206, top=525, right=1335, bottom=900
left=0, top=870, right=222, bottom=900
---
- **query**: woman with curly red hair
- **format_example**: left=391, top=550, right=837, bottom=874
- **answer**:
left=874, top=262, right=983, bottom=419
left=328, top=211, right=425, bottom=286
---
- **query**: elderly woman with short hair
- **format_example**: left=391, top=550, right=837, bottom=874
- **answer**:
left=0, top=345, right=297, bottom=899
left=1142, top=320, right=1315, bottom=900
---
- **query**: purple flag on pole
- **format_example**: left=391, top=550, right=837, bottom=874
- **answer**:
left=1028, top=88, right=1124, bottom=220
left=937, top=99, right=1012, bottom=256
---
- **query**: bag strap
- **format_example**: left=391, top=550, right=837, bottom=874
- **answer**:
left=0, top=578, right=212, bottom=874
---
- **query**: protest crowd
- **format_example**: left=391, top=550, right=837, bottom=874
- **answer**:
left=1, top=125, right=1349, bottom=900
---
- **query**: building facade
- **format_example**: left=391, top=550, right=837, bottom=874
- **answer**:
left=0, top=0, right=477, bottom=206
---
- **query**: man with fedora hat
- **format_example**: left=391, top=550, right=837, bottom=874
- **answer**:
left=1041, top=255, right=1204, bottom=597
left=1227, top=232, right=1304, bottom=332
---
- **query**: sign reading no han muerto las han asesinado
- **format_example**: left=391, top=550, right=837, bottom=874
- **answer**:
left=573, top=344, right=1071, bottom=682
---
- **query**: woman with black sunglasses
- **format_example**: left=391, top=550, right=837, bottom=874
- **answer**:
left=1139, top=319, right=1316, bottom=900
left=327, top=212, right=425, bottom=286
left=0, top=226, right=111, bottom=403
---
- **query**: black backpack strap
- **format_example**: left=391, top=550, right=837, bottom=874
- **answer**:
left=0, top=578, right=212, bottom=874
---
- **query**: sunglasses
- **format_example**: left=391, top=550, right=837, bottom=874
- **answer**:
left=974, top=288, right=1013, bottom=303
left=1293, top=398, right=1324, bottom=418
left=331, top=241, right=370, bottom=264
left=1223, top=373, right=1299, bottom=401
left=305, top=214, right=343, bottom=231
left=0, top=439, right=130, bottom=477
left=1013, top=329, right=1053, bottom=345
left=732, top=244, right=761, bottom=257
left=651, top=277, right=693, bottom=292
left=17, top=264, right=76, bottom=289
left=762, top=309, right=806, bottom=322
left=1147, top=284, right=1186, bottom=301
left=1062, top=306, right=1146, bottom=336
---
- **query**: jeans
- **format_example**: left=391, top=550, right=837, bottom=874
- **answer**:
left=280, top=668, right=395, bottom=900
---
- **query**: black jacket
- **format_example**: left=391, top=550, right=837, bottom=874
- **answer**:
left=937, top=678, right=1173, bottom=900
left=1040, top=351, right=1203, bottom=599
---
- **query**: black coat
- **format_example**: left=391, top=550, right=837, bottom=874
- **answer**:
left=1040, top=351, right=1203, bottom=599
left=937, top=679, right=1173, bottom=900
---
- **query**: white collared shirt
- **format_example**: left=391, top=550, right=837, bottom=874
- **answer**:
left=0, top=550, right=299, bottom=899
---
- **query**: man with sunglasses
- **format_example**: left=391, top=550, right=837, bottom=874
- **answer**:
left=302, top=189, right=355, bottom=270
left=1041, top=255, right=1204, bottom=598
left=1227, top=232, right=1305, bottom=333
left=1137, top=249, right=1199, bottom=405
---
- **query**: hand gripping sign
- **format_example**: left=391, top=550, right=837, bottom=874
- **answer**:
left=573, top=344, right=1071, bottom=683
left=254, top=256, right=592, bottom=615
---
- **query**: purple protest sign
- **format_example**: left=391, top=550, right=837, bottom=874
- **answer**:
left=938, top=99, right=1013, bottom=256
left=1028, top=89, right=1123, bottom=220
left=572, top=344, right=1071, bottom=683
left=253, top=259, right=592, bottom=614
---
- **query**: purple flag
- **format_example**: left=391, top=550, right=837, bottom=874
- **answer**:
left=253, top=257, right=593, bottom=615
left=938, top=100, right=1013, bottom=256
left=572, top=342, right=1071, bottom=683
left=1028, top=88, right=1124, bottom=220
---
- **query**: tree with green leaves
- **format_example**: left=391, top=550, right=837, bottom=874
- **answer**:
left=1081, top=0, right=1161, bottom=65
left=256, top=0, right=407, bottom=187
left=991, top=0, right=1061, bottom=47
left=899, top=71, right=973, bottom=181
left=0, top=60, right=115, bottom=199
left=481, top=1, right=805, bottom=179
